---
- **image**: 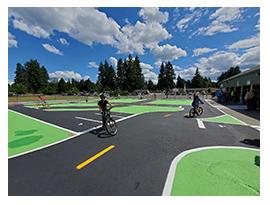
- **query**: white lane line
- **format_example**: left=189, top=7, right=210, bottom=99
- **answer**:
left=94, top=113, right=123, bottom=118
left=218, top=124, right=224, bottom=128
left=75, top=116, right=102, bottom=123
left=162, top=146, right=259, bottom=196
left=9, top=109, right=77, bottom=134
left=8, top=113, right=141, bottom=159
left=196, top=119, right=206, bottom=129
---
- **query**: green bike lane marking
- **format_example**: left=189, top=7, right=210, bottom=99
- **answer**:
left=200, top=114, right=245, bottom=126
left=111, top=105, right=184, bottom=114
left=8, top=110, right=76, bottom=157
left=109, top=98, right=146, bottom=103
left=147, top=99, right=192, bottom=106
left=163, top=146, right=260, bottom=196
left=44, top=105, right=184, bottom=113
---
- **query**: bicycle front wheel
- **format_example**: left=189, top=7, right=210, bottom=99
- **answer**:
left=197, top=107, right=203, bottom=116
left=105, top=118, right=117, bottom=136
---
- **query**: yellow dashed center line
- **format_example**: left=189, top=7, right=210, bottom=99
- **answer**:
left=76, top=145, right=115, bottom=170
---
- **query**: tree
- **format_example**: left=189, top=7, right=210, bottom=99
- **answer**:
left=217, top=66, right=241, bottom=83
left=98, top=60, right=116, bottom=91
left=43, top=82, right=58, bottom=95
left=191, top=68, right=204, bottom=88
left=147, top=80, right=155, bottom=91
left=157, top=62, right=166, bottom=90
left=23, top=59, right=49, bottom=93
left=116, top=58, right=126, bottom=90
left=176, top=75, right=185, bottom=88
left=14, top=63, right=27, bottom=85
left=58, top=78, right=67, bottom=93
left=157, top=62, right=175, bottom=91
left=10, top=83, right=27, bottom=94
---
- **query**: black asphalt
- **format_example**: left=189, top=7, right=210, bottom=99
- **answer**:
left=8, top=101, right=260, bottom=195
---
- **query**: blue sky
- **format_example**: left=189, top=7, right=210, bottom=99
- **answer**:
left=8, top=7, right=260, bottom=84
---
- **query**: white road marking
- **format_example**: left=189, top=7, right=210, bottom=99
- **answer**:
left=94, top=112, right=123, bottom=118
left=9, top=109, right=77, bottom=134
left=75, top=116, right=102, bottom=123
left=8, top=112, right=141, bottom=159
left=196, top=119, right=205, bottom=129
left=162, top=146, right=259, bottom=196
left=218, top=124, right=224, bottom=128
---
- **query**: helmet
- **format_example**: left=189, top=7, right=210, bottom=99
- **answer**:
left=99, top=93, right=105, bottom=99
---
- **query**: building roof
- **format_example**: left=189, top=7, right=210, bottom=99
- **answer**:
left=219, top=65, right=260, bottom=84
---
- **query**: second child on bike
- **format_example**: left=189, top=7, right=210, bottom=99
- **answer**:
left=192, top=92, right=204, bottom=116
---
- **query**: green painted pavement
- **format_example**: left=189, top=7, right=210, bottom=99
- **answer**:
left=202, top=115, right=245, bottom=125
left=171, top=148, right=260, bottom=196
left=147, top=99, right=192, bottom=105
left=8, top=110, right=73, bottom=157
left=112, top=105, right=183, bottom=114
left=109, top=98, right=145, bottom=103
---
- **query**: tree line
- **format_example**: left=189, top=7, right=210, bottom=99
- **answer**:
left=9, top=57, right=241, bottom=95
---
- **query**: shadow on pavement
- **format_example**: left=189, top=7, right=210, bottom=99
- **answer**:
left=90, top=127, right=113, bottom=139
left=240, top=138, right=260, bottom=148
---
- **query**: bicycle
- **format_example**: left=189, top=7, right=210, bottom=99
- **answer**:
left=189, top=106, right=203, bottom=118
left=103, top=107, right=117, bottom=136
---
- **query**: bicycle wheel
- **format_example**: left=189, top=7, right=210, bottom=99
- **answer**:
left=197, top=107, right=203, bottom=116
left=189, top=108, right=195, bottom=118
left=105, top=117, right=117, bottom=136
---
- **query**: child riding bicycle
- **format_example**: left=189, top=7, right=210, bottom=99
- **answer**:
left=98, top=93, right=112, bottom=128
left=192, top=92, right=204, bottom=115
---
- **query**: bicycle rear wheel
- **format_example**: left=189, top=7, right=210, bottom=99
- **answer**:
left=105, top=118, right=117, bottom=136
left=189, top=108, right=195, bottom=118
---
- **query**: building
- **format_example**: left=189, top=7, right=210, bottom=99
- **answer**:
left=219, top=65, right=260, bottom=105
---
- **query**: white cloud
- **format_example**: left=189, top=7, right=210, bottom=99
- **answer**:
left=176, top=8, right=205, bottom=32
left=196, top=7, right=243, bottom=36
left=109, top=57, right=118, bottom=68
left=42, top=43, right=63, bottom=55
left=8, top=32, right=18, bottom=48
left=174, top=66, right=197, bottom=80
left=49, top=70, right=90, bottom=81
left=210, top=7, right=242, bottom=22
left=151, top=44, right=187, bottom=64
left=193, top=47, right=217, bottom=56
left=119, top=20, right=172, bottom=54
left=59, top=38, right=69, bottom=45
left=140, top=62, right=158, bottom=84
left=9, top=7, right=173, bottom=58
left=9, top=8, right=122, bottom=46
left=139, top=7, right=168, bottom=24
left=13, top=19, right=50, bottom=38
left=227, top=35, right=259, bottom=50
left=8, top=80, right=15, bottom=85
left=88, top=61, right=99, bottom=68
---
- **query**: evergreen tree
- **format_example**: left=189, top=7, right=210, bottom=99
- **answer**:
left=217, top=66, right=241, bottom=83
left=191, top=68, right=204, bottom=88
left=176, top=75, right=185, bottom=88
left=157, top=62, right=175, bottom=90
left=14, top=63, right=27, bottom=85
left=58, top=78, right=67, bottom=93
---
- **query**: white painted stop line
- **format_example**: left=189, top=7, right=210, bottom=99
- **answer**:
left=197, top=119, right=206, bottom=129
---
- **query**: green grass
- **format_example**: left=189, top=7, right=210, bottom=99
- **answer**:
left=171, top=148, right=260, bottom=196
left=201, top=115, right=245, bottom=125
left=147, top=99, right=192, bottom=105
left=112, top=105, right=183, bottom=114
left=8, top=110, right=73, bottom=157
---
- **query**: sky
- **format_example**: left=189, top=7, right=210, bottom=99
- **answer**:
left=8, top=7, right=260, bottom=84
